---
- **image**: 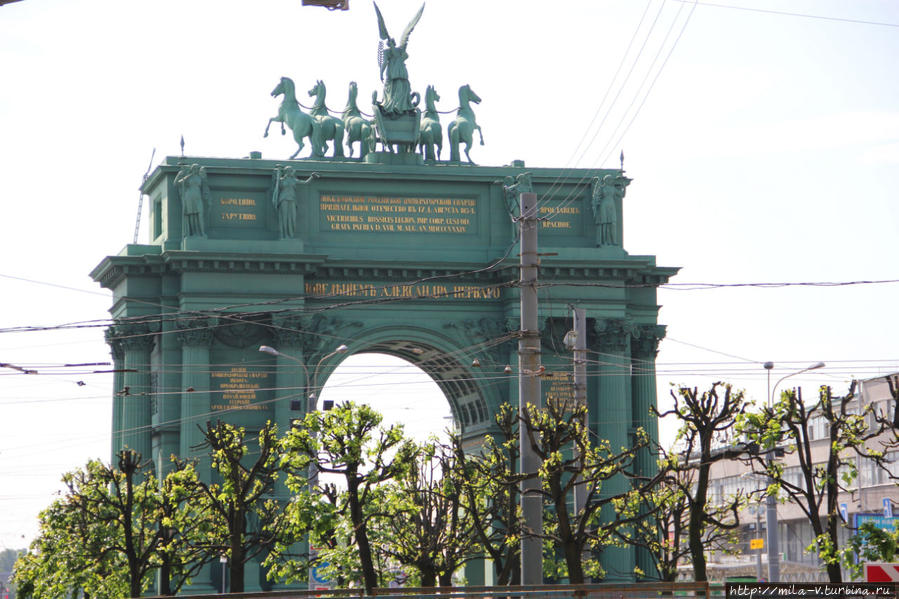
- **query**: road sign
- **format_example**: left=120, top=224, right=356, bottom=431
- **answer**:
left=311, top=563, right=331, bottom=585
left=866, top=563, right=899, bottom=582
left=885, top=498, right=893, bottom=519
left=750, top=538, right=764, bottom=550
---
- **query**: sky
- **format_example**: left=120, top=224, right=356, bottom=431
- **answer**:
left=1, top=0, right=898, bottom=550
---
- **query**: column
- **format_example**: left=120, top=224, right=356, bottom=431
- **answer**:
left=176, top=319, right=214, bottom=481
left=595, top=319, right=634, bottom=582
left=631, top=324, right=665, bottom=580
left=113, top=322, right=155, bottom=464
left=105, top=327, right=125, bottom=463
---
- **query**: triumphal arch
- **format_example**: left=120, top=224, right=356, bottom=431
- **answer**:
left=91, top=3, right=676, bottom=588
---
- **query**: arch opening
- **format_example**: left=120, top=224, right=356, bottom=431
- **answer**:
left=317, top=352, right=455, bottom=443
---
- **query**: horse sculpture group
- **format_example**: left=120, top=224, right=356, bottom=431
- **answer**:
left=266, top=77, right=483, bottom=163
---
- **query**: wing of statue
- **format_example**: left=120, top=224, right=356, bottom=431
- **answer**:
left=373, top=2, right=390, bottom=41
left=399, top=3, right=424, bottom=48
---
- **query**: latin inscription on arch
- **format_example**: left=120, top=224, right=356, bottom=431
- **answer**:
left=319, top=194, right=478, bottom=234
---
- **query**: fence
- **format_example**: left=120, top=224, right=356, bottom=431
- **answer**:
left=146, top=582, right=719, bottom=599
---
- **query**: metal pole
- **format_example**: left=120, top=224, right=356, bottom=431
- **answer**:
left=755, top=507, right=763, bottom=581
left=219, top=553, right=227, bottom=593
left=571, top=306, right=589, bottom=580
left=571, top=307, right=587, bottom=514
left=518, top=190, right=543, bottom=585
left=764, top=361, right=779, bottom=582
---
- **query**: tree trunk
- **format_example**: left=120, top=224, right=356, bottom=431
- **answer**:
left=230, top=511, right=245, bottom=593
left=347, top=479, right=378, bottom=593
left=438, top=571, right=453, bottom=587
left=689, top=451, right=711, bottom=582
left=420, top=569, right=437, bottom=587
left=159, top=562, right=172, bottom=596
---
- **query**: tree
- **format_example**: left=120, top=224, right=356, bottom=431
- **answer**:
left=740, top=383, right=896, bottom=582
left=154, top=461, right=217, bottom=595
left=522, top=397, right=661, bottom=583
left=452, top=403, right=522, bottom=585
left=378, top=442, right=480, bottom=587
left=187, top=420, right=289, bottom=593
left=15, top=496, right=126, bottom=599
left=655, top=382, right=748, bottom=582
left=623, top=467, right=740, bottom=581
left=12, top=453, right=158, bottom=599
left=279, top=402, right=418, bottom=593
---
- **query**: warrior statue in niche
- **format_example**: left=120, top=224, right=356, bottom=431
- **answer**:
left=175, top=163, right=209, bottom=238
left=272, top=167, right=318, bottom=239
left=591, top=173, right=630, bottom=247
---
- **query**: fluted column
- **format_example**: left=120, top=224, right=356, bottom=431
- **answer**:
left=176, top=319, right=215, bottom=481
left=112, top=323, right=156, bottom=463
left=631, top=324, right=665, bottom=580
left=105, top=327, right=125, bottom=462
left=596, top=319, right=634, bottom=582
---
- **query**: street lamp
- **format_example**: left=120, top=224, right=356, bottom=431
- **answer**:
left=219, top=553, right=227, bottom=593
left=258, top=344, right=348, bottom=412
left=762, top=360, right=825, bottom=582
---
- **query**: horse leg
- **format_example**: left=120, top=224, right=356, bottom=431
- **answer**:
left=264, top=116, right=280, bottom=138
left=310, top=122, right=324, bottom=159
left=464, top=139, right=476, bottom=165
left=477, top=125, right=485, bottom=146
left=448, top=124, right=460, bottom=162
left=333, top=122, right=345, bottom=158
left=290, top=137, right=305, bottom=160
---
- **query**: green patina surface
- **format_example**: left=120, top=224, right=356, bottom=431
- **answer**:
left=92, top=155, right=676, bottom=588
left=89, top=4, right=677, bottom=588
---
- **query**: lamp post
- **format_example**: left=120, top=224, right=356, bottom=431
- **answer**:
left=762, top=360, right=825, bottom=582
left=219, top=553, right=227, bottom=593
left=258, top=342, right=348, bottom=591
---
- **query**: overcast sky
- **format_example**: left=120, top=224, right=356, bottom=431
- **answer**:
left=1, top=0, right=898, bottom=550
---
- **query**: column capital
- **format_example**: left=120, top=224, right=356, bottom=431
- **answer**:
left=594, top=318, right=634, bottom=354
left=175, top=318, right=215, bottom=347
left=272, top=315, right=306, bottom=348
left=104, top=326, right=125, bottom=361
left=632, top=324, right=667, bottom=359
left=109, top=321, right=157, bottom=352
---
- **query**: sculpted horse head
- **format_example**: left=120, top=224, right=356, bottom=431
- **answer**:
left=459, top=84, right=481, bottom=109
left=271, top=77, right=296, bottom=102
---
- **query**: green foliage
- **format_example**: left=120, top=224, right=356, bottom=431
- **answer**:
left=376, top=441, right=480, bottom=587
left=738, top=382, right=897, bottom=583
left=14, top=451, right=157, bottom=599
left=844, top=522, right=899, bottom=579
left=451, top=402, right=522, bottom=585
left=187, top=420, right=292, bottom=594
left=275, top=402, right=417, bottom=593
left=522, top=397, right=659, bottom=584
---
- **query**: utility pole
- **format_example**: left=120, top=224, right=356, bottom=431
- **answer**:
left=567, top=306, right=589, bottom=579
left=518, top=187, right=543, bottom=585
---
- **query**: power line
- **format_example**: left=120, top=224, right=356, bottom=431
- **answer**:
left=668, top=0, right=899, bottom=28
